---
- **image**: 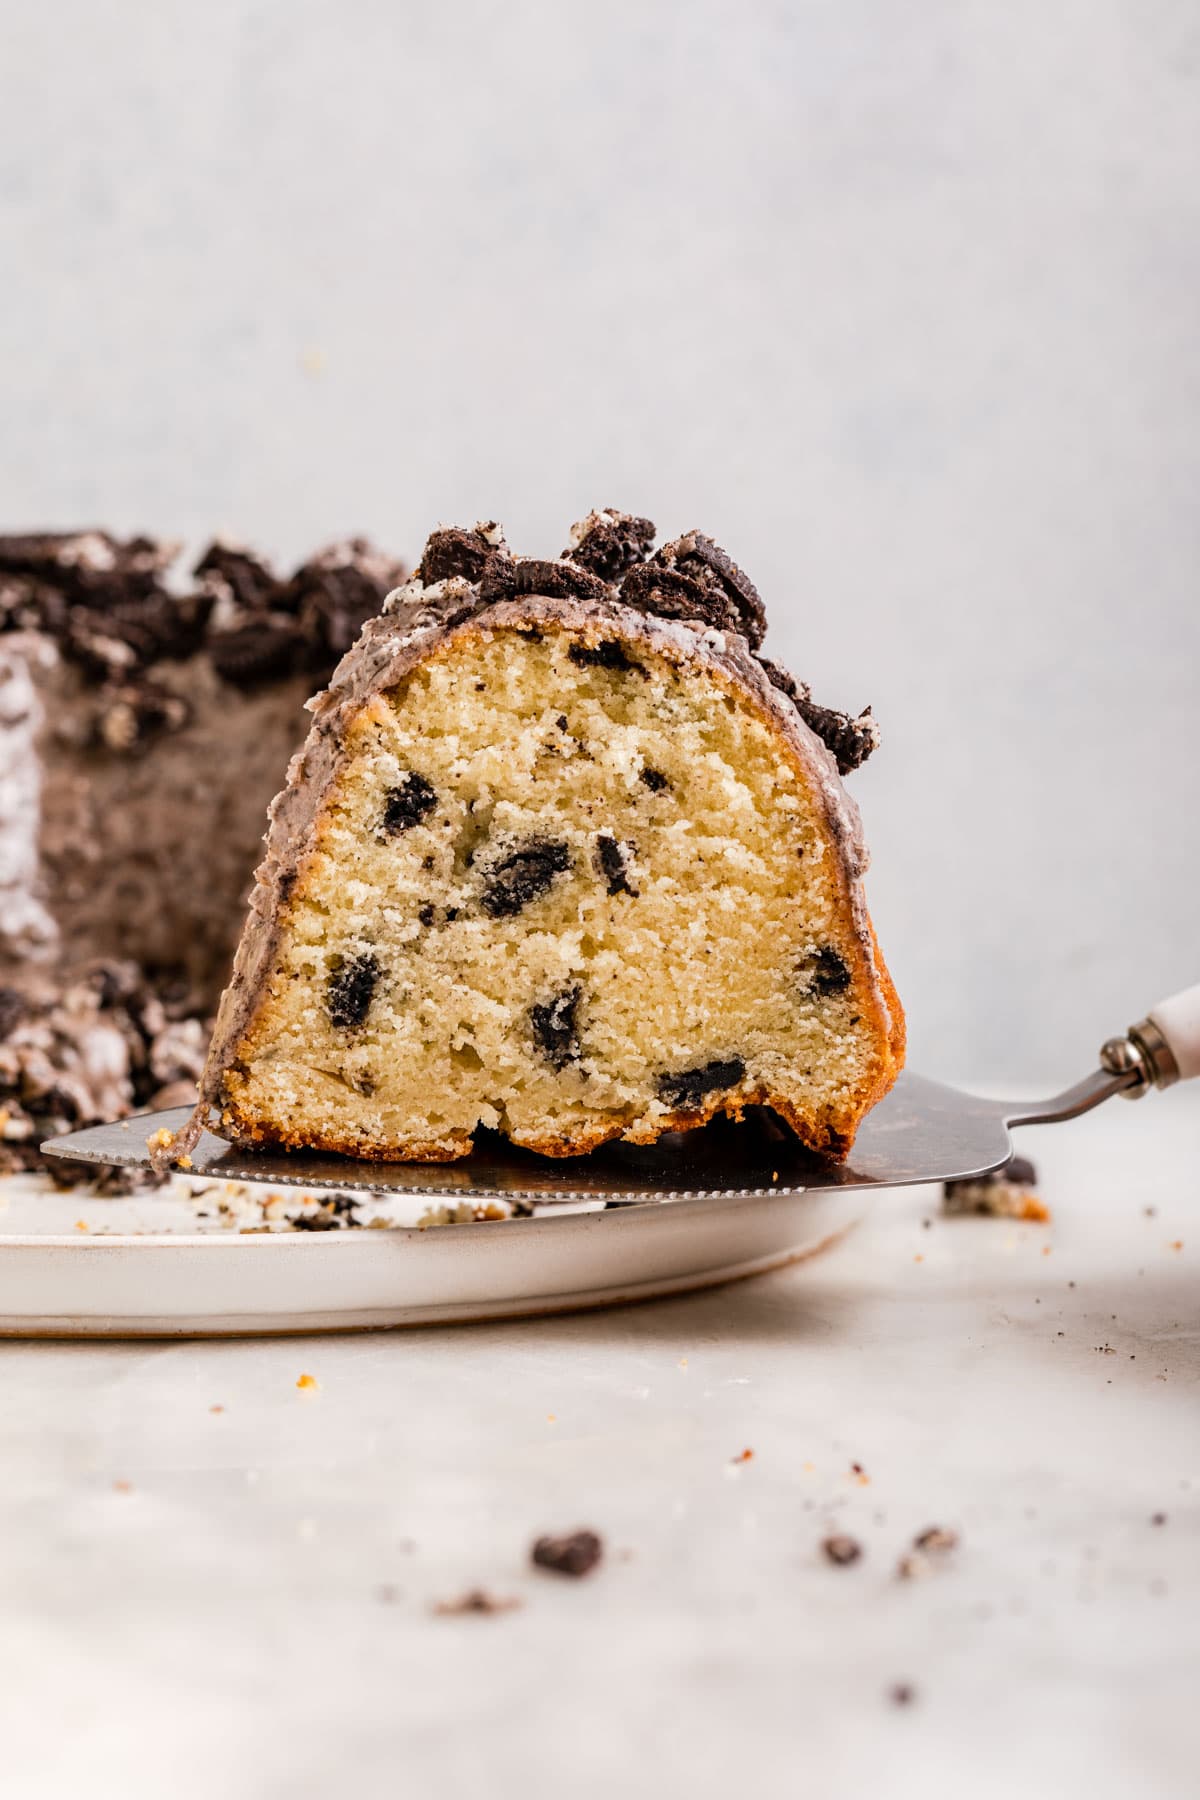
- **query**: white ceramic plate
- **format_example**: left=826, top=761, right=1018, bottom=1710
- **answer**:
left=0, top=1172, right=865, bottom=1337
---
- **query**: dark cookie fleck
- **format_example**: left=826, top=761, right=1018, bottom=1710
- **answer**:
left=800, top=947, right=852, bottom=998
left=381, top=772, right=437, bottom=835
left=419, top=525, right=507, bottom=586
left=567, top=638, right=639, bottom=673
left=531, top=1530, right=604, bottom=1578
left=328, top=952, right=380, bottom=1030
left=658, top=1057, right=747, bottom=1111
left=563, top=510, right=655, bottom=581
left=480, top=840, right=572, bottom=917
left=484, top=558, right=612, bottom=604
left=639, top=766, right=668, bottom=792
left=418, top=903, right=436, bottom=927
left=530, top=986, right=582, bottom=1068
left=595, top=832, right=637, bottom=897
left=822, top=1534, right=863, bottom=1566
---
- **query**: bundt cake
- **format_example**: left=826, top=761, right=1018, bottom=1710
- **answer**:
left=180, top=510, right=904, bottom=1166
left=0, top=527, right=407, bottom=1186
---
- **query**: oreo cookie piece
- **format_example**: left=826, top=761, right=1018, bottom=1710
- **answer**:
left=328, top=952, right=380, bottom=1031
left=288, top=540, right=402, bottom=661
left=595, top=832, right=637, bottom=897
left=531, top=1530, right=604, bottom=1578
left=381, top=773, right=437, bottom=836
left=0, top=531, right=174, bottom=603
left=567, top=638, right=640, bottom=674
left=800, top=947, right=852, bottom=998
left=563, top=510, right=655, bottom=582
left=419, top=524, right=508, bottom=587
left=530, top=986, right=582, bottom=1068
left=194, top=542, right=283, bottom=612
left=642, top=532, right=767, bottom=649
left=209, top=618, right=302, bottom=685
left=757, top=659, right=879, bottom=775
left=657, top=1057, right=747, bottom=1111
left=482, top=558, right=613, bottom=605
left=796, top=696, right=879, bottom=776
left=620, top=562, right=738, bottom=635
left=480, top=839, right=572, bottom=918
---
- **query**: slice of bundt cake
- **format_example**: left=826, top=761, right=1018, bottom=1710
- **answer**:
left=177, top=511, right=904, bottom=1165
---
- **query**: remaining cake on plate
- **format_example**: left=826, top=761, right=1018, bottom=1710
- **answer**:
left=0, top=528, right=406, bottom=1182
left=181, top=510, right=904, bottom=1165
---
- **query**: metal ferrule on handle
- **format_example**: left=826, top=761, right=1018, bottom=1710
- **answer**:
left=1100, top=980, right=1200, bottom=1098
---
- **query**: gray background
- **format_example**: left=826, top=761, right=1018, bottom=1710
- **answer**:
left=3, top=0, right=1198, bottom=1085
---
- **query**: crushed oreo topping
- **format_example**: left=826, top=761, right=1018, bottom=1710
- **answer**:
left=288, top=540, right=404, bottom=661
left=758, top=658, right=879, bottom=774
left=651, top=531, right=767, bottom=649
left=530, top=986, right=582, bottom=1068
left=800, top=947, right=852, bottom=998
left=0, top=959, right=205, bottom=1186
left=208, top=618, right=302, bottom=686
left=480, top=840, right=572, bottom=918
left=564, top=510, right=655, bottom=581
left=595, top=832, right=637, bottom=897
left=381, top=772, right=437, bottom=835
left=620, top=561, right=734, bottom=634
left=0, top=529, right=405, bottom=688
left=639, top=766, right=668, bottom=792
left=419, top=525, right=508, bottom=587
left=531, top=1530, right=604, bottom=1578
left=483, top=557, right=612, bottom=605
left=327, top=952, right=380, bottom=1031
left=194, top=542, right=279, bottom=612
left=658, top=1057, right=747, bottom=1111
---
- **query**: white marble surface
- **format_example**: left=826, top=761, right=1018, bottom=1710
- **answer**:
left=1, top=1089, right=1197, bottom=1800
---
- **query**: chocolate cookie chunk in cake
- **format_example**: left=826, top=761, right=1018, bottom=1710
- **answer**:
left=177, top=512, right=903, bottom=1166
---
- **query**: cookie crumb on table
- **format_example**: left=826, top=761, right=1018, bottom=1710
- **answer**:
left=532, top=1530, right=604, bottom=1578
left=432, top=1589, right=522, bottom=1617
left=822, top=1534, right=863, bottom=1566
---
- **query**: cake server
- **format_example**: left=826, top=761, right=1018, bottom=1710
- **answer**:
left=41, top=982, right=1200, bottom=1205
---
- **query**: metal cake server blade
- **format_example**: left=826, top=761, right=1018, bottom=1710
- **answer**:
left=41, top=976, right=1200, bottom=1204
